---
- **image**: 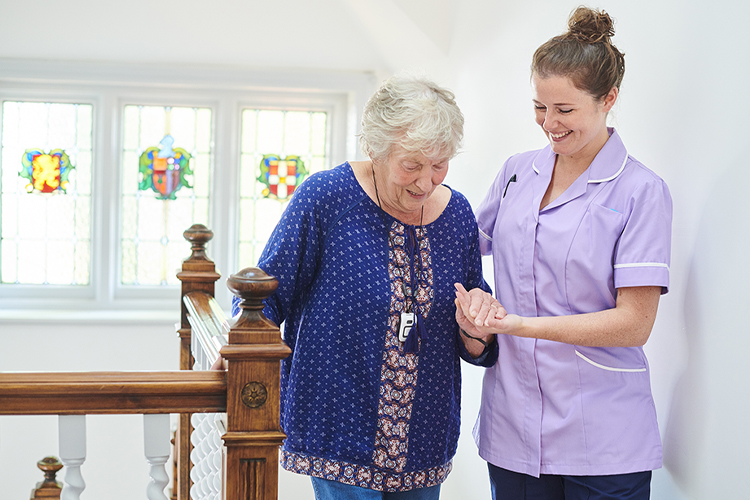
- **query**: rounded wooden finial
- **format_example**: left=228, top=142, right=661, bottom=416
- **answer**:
left=36, top=456, right=63, bottom=487
left=227, top=267, right=278, bottom=311
left=183, top=224, right=213, bottom=261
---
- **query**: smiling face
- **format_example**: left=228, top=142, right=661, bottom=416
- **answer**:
left=532, top=74, right=617, bottom=165
left=372, top=143, right=449, bottom=224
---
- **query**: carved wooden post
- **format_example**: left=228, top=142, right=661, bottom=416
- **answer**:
left=170, top=431, right=178, bottom=500
left=30, top=456, right=63, bottom=499
left=222, top=268, right=291, bottom=500
left=176, top=224, right=220, bottom=500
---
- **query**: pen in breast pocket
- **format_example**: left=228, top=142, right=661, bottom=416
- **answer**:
left=502, top=174, right=517, bottom=198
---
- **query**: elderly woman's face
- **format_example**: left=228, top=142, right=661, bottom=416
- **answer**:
left=374, top=143, right=449, bottom=221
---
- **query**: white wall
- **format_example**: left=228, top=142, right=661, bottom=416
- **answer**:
left=0, top=320, right=180, bottom=498
left=442, top=1, right=750, bottom=499
left=1, top=0, right=749, bottom=498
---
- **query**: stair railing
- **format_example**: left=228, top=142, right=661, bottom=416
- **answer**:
left=0, top=224, right=289, bottom=500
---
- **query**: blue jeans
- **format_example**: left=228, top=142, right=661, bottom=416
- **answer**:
left=488, top=464, right=652, bottom=500
left=311, top=477, right=441, bottom=500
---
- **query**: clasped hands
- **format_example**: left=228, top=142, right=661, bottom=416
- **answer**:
left=454, top=283, right=521, bottom=344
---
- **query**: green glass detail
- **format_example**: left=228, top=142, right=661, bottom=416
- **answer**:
left=138, top=135, right=193, bottom=200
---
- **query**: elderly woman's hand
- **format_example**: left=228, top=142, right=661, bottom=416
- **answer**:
left=454, top=283, right=506, bottom=323
left=454, top=283, right=525, bottom=340
left=454, top=283, right=505, bottom=353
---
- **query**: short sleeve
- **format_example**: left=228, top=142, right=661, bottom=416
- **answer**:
left=613, top=175, right=673, bottom=294
left=475, top=157, right=512, bottom=256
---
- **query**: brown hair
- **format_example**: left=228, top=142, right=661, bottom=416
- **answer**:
left=532, top=6, right=625, bottom=101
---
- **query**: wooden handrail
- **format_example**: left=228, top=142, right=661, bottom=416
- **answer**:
left=184, top=290, right=229, bottom=364
left=0, top=371, right=226, bottom=415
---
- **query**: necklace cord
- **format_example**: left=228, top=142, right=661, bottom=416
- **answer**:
left=371, top=165, right=427, bottom=353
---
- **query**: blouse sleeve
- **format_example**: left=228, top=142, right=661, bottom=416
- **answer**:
left=457, top=194, right=499, bottom=367
left=231, top=176, right=326, bottom=324
left=613, top=175, right=673, bottom=294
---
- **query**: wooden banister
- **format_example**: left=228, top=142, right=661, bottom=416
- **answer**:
left=3, top=224, right=289, bottom=500
left=177, top=223, right=221, bottom=363
left=0, top=371, right=226, bottom=415
left=182, top=266, right=291, bottom=499
left=184, top=290, right=228, bottom=364
left=176, top=223, right=220, bottom=500
left=221, top=267, right=291, bottom=500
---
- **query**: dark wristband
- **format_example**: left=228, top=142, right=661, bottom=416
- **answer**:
left=461, top=328, right=489, bottom=347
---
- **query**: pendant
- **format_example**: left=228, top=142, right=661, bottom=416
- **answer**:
left=398, top=312, right=416, bottom=343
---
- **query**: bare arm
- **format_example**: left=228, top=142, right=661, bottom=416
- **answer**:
left=455, top=283, right=661, bottom=348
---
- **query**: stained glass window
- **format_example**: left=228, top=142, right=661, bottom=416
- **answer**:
left=121, top=105, right=212, bottom=286
left=238, top=109, right=328, bottom=267
left=0, top=101, right=93, bottom=285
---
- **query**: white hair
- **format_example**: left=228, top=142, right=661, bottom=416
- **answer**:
left=359, top=74, right=464, bottom=162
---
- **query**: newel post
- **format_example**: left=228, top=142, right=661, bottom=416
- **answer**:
left=222, top=268, right=291, bottom=500
left=176, top=224, right=221, bottom=500
left=30, top=456, right=63, bottom=499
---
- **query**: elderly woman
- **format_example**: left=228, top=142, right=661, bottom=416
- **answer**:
left=233, top=75, right=497, bottom=500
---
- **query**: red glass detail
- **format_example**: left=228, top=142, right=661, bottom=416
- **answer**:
left=152, top=169, right=181, bottom=196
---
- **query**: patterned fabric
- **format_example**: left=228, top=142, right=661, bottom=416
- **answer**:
left=280, top=449, right=451, bottom=491
left=232, top=163, right=496, bottom=492
left=374, top=224, right=430, bottom=474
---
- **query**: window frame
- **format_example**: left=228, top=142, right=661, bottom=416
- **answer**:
left=0, top=59, right=375, bottom=319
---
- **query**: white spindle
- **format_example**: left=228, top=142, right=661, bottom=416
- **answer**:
left=191, top=331, right=206, bottom=370
left=144, top=414, right=171, bottom=500
left=59, top=415, right=86, bottom=500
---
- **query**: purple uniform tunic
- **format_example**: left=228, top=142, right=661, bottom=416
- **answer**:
left=474, top=129, right=672, bottom=477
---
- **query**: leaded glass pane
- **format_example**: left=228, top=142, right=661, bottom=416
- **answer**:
left=121, top=105, right=212, bottom=286
left=0, top=101, right=93, bottom=285
left=76, top=150, right=93, bottom=195
left=238, top=109, right=328, bottom=268
left=192, top=154, right=211, bottom=198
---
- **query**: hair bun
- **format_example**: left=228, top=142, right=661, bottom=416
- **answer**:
left=567, top=6, right=615, bottom=43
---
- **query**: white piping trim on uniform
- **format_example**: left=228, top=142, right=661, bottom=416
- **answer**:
left=588, top=154, right=628, bottom=184
left=614, top=262, right=670, bottom=271
left=479, top=228, right=493, bottom=242
left=575, top=350, right=647, bottom=373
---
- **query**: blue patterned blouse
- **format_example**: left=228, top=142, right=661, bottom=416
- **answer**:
left=232, top=162, right=496, bottom=492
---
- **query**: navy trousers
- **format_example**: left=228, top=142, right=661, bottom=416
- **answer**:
left=488, top=463, right=652, bottom=500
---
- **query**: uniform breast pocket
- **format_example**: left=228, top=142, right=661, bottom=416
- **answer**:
left=582, top=203, right=626, bottom=253
left=567, top=203, right=626, bottom=307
